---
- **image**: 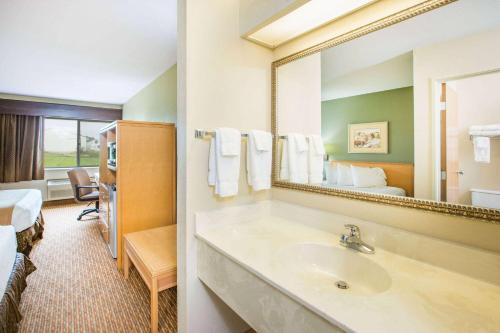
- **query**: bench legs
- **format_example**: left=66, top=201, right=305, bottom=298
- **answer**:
left=124, top=248, right=130, bottom=280
left=151, top=278, right=158, bottom=333
left=123, top=245, right=163, bottom=333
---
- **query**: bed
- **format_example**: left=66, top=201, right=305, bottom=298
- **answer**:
left=323, top=183, right=407, bottom=196
left=0, top=190, right=44, bottom=256
left=0, top=226, right=36, bottom=333
left=326, top=160, right=414, bottom=197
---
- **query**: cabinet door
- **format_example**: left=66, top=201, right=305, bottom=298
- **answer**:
left=98, top=184, right=110, bottom=243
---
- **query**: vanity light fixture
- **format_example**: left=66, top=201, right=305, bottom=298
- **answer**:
left=246, top=0, right=376, bottom=48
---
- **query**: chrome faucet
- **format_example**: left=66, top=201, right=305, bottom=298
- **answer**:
left=340, top=224, right=375, bottom=254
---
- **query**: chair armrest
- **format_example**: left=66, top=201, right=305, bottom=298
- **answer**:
left=74, top=184, right=99, bottom=201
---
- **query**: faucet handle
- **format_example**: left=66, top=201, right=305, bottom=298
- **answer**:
left=344, top=224, right=360, bottom=237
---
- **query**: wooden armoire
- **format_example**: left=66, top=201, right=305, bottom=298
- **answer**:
left=98, top=120, right=176, bottom=270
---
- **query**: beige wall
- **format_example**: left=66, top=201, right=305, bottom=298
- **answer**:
left=0, top=93, right=121, bottom=109
left=322, top=52, right=413, bottom=101
left=277, top=52, right=321, bottom=134
left=413, top=27, right=500, bottom=199
left=178, top=1, right=273, bottom=332
left=122, top=64, right=177, bottom=123
left=177, top=1, right=500, bottom=332
left=450, top=72, right=500, bottom=204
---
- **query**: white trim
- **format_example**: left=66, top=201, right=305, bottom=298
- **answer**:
left=432, top=80, right=442, bottom=202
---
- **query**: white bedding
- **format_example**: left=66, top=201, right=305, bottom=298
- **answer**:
left=323, top=183, right=406, bottom=197
left=0, top=225, right=17, bottom=296
left=0, top=189, right=42, bottom=232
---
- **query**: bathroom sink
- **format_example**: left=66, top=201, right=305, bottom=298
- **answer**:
left=276, top=244, right=392, bottom=295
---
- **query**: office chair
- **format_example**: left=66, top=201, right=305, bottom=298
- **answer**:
left=67, top=168, right=99, bottom=220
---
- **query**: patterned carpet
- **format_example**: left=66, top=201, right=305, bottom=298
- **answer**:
left=18, top=203, right=177, bottom=333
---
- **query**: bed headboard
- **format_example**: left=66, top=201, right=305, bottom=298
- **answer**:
left=330, top=160, right=414, bottom=197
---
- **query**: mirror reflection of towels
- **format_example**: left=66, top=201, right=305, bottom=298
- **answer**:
left=473, top=136, right=490, bottom=163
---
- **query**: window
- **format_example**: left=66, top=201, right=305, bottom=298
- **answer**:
left=44, top=119, right=110, bottom=168
left=79, top=121, right=106, bottom=166
left=44, top=119, right=78, bottom=168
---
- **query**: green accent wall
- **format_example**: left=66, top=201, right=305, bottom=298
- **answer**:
left=123, top=64, right=177, bottom=123
left=321, top=86, right=414, bottom=163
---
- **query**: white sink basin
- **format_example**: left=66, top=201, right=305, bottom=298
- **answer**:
left=276, top=243, right=392, bottom=296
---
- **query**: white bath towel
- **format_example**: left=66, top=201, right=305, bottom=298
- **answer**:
left=280, top=139, right=289, bottom=181
left=208, top=137, right=216, bottom=186
left=308, top=135, right=325, bottom=184
left=246, top=130, right=272, bottom=191
left=207, top=128, right=241, bottom=197
left=469, top=124, right=500, bottom=137
left=473, top=136, right=490, bottom=163
left=280, top=133, right=308, bottom=184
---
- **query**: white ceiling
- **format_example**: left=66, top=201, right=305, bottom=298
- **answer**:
left=321, top=0, right=500, bottom=83
left=0, top=0, right=176, bottom=105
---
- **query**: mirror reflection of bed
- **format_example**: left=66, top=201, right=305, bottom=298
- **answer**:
left=324, top=161, right=413, bottom=197
left=276, top=0, right=500, bottom=207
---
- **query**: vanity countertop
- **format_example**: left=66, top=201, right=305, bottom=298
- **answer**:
left=196, top=213, right=500, bottom=333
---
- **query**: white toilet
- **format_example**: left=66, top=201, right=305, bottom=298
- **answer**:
left=470, top=189, right=500, bottom=209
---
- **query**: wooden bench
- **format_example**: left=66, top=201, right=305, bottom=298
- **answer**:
left=123, top=225, right=177, bottom=333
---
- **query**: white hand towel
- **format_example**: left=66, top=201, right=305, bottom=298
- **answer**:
left=218, top=128, right=241, bottom=156
left=287, top=133, right=308, bottom=184
left=207, top=128, right=241, bottom=197
left=252, top=130, right=272, bottom=151
left=309, top=135, right=326, bottom=155
left=294, top=134, right=309, bottom=152
left=473, top=136, right=490, bottom=163
left=307, top=135, right=325, bottom=184
left=246, top=130, right=272, bottom=191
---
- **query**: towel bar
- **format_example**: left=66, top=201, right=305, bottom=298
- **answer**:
left=194, top=129, right=248, bottom=139
left=194, top=129, right=286, bottom=140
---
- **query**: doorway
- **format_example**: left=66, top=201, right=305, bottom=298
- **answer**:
left=439, top=71, right=500, bottom=205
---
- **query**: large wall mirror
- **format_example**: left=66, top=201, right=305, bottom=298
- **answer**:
left=272, top=0, right=500, bottom=222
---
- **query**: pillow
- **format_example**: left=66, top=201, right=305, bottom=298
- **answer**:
left=373, top=167, right=387, bottom=181
left=337, top=164, right=354, bottom=186
left=325, top=163, right=337, bottom=185
left=351, top=165, right=387, bottom=187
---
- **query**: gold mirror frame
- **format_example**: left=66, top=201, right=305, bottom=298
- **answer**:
left=271, top=0, right=500, bottom=223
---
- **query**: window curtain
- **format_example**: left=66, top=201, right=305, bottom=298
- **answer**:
left=0, top=114, right=44, bottom=182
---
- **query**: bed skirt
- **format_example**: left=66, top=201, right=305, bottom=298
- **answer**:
left=0, top=254, right=36, bottom=333
left=15, top=213, right=44, bottom=257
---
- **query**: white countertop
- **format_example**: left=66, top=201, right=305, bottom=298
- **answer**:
left=196, top=213, right=500, bottom=333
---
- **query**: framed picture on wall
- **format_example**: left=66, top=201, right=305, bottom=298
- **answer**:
left=348, top=121, right=388, bottom=154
